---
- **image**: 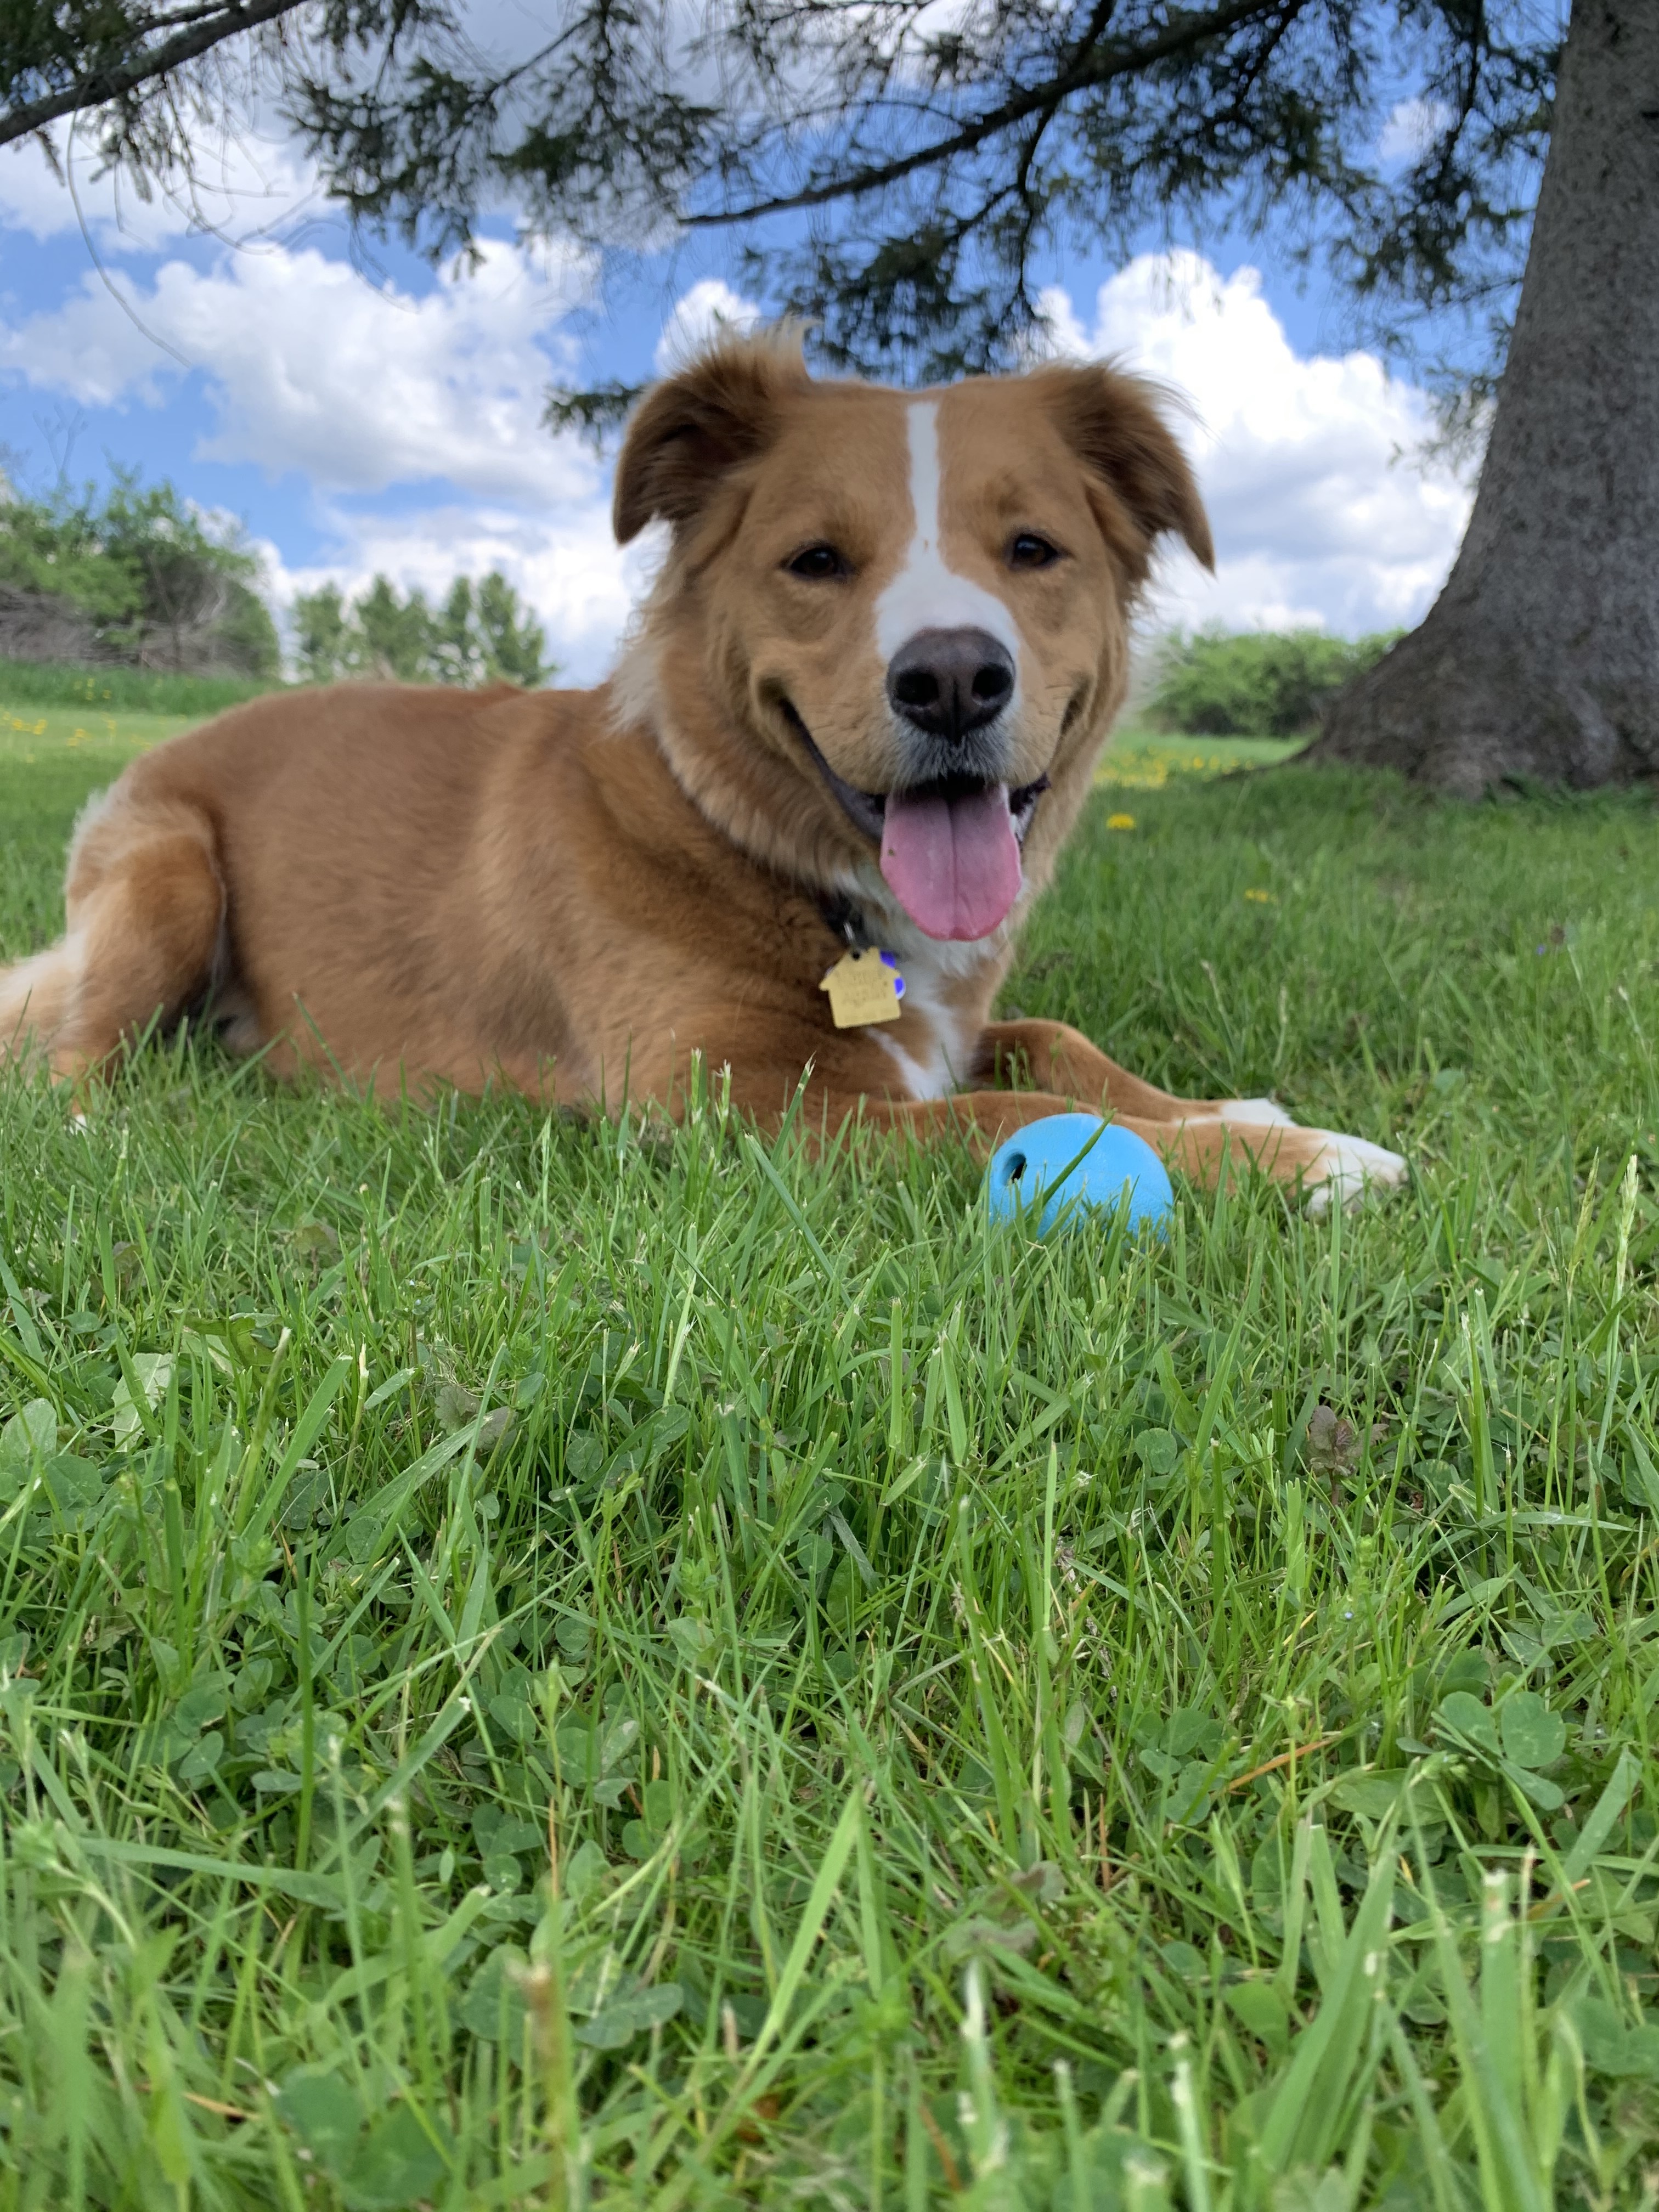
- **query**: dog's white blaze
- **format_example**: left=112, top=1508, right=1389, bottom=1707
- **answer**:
left=874, top=403, right=1022, bottom=667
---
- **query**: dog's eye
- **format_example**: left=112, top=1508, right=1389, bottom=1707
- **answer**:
left=1008, top=533, right=1062, bottom=570
left=786, top=543, right=848, bottom=580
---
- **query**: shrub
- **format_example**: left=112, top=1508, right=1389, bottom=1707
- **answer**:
left=1149, top=626, right=1400, bottom=737
left=292, top=572, right=554, bottom=688
left=0, top=471, right=280, bottom=678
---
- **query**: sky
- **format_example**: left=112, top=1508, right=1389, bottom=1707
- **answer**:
left=0, top=115, right=1477, bottom=685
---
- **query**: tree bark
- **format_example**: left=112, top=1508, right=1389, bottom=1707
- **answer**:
left=1311, top=0, right=1659, bottom=794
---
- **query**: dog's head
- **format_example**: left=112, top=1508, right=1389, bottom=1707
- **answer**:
left=614, top=330, right=1211, bottom=946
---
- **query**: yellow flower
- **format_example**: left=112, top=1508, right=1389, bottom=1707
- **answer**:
left=1244, top=888, right=1276, bottom=904
left=1107, top=812, right=1136, bottom=830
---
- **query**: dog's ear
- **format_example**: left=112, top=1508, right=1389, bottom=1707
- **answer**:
left=613, top=330, right=813, bottom=543
left=1035, top=362, right=1214, bottom=583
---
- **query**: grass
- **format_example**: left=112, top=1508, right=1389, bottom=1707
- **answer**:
left=1, top=704, right=1658, bottom=2208
left=0, top=659, right=278, bottom=718
left=1096, top=730, right=1304, bottom=789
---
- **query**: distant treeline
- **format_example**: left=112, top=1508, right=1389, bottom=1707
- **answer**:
left=0, top=465, right=556, bottom=695
left=1150, top=627, right=1400, bottom=737
left=0, top=473, right=279, bottom=680
left=292, top=573, right=553, bottom=689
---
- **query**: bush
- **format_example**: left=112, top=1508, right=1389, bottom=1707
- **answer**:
left=292, top=572, right=554, bottom=688
left=0, top=471, right=280, bottom=679
left=1149, top=626, right=1400, bottom=737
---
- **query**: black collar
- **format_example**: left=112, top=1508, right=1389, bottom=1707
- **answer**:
left=816, top=888, right=879, bottom=953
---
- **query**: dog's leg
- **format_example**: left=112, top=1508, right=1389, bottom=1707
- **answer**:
left=845, top=1083, right=1403, bottom=1207
left=0, top=789, right=224, bottom=1084
left=1122, top=1113, right=1404, bottom=1206
left=973, top=1018, right=1405, bottom=1209
left=978, top=1017, right=1290, bottom=1122
left=850, top=1087, right=1280, bottom=1173
left=843, top=1087, right=1085, bottom=1155
left=974, top=1019, right=1215, bottom=1120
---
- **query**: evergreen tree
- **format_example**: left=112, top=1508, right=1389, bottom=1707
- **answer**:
left=476, top=572, right=550, bottom=688
left=291, top=571, right=554, bottom=687
left=292, top=581, right=350, bottom=686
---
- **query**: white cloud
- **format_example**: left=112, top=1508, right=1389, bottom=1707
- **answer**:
left=1378, top=98, right=1456, bottom=167
left=1043, top=251, right=1470, bottom=637
left=0, top=142, right=84, bottom=240
left=0, top=127, right=320, bottom=249
left=0, top=236, right=597, bottom=503
left=652, top=277, right=764, bottom=374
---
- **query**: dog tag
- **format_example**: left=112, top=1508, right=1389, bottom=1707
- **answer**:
left=819, top=949, right=905, bottom=1028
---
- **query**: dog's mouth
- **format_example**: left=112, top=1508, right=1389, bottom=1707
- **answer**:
left=785, top=704, right=1048, bottom=943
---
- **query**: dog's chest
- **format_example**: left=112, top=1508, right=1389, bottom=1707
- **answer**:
left=869, top=949, right=977, bottom=1099
left=832, top=872, right=1007, bottom=1101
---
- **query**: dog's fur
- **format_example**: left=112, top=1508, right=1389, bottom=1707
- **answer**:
left=0, top=333, right=1404, bottom=1206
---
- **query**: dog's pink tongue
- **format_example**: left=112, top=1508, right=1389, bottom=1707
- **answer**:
left=880, top=785, right=1023, bottom=941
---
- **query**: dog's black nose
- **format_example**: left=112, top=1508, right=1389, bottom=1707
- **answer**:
left=887, top=628, right=1015, bottom=743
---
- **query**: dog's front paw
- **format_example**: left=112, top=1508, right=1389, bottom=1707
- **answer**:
left=1304, top=1131, right=1408, bottom=1215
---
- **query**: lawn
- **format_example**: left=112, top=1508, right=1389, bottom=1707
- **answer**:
left=1, top=700, right=1658, bottom=2208
left=1094, top=731, right=1304, bottom=789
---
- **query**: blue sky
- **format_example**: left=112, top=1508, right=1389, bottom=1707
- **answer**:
left=0, top=117, right=1477, bottom=683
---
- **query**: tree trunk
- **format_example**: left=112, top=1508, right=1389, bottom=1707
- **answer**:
left=1311, top=0, right=1659, bottom=795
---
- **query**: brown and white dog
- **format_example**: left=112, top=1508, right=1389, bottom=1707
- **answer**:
left=0, top=332, right=1404, bottom=1207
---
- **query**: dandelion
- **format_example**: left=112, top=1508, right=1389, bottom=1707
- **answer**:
left=1245, top=889, right=1276, bottom=904
left=1107, top=812, right=1136, bottom=831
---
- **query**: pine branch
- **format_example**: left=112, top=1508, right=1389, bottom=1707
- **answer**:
left=683, top=0, right=1289, bottom=225
left=0, top=0, right=309, bottom=149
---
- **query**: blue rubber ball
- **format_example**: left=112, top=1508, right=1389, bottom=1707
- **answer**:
left=986, top=1113, right=1173, bottom=1238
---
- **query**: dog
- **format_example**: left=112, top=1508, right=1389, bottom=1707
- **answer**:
left=0, top=331, right=1404, bottom=1208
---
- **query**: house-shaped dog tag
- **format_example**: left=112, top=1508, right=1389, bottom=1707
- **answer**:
left=819, top=949, right=905, bottom=1028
